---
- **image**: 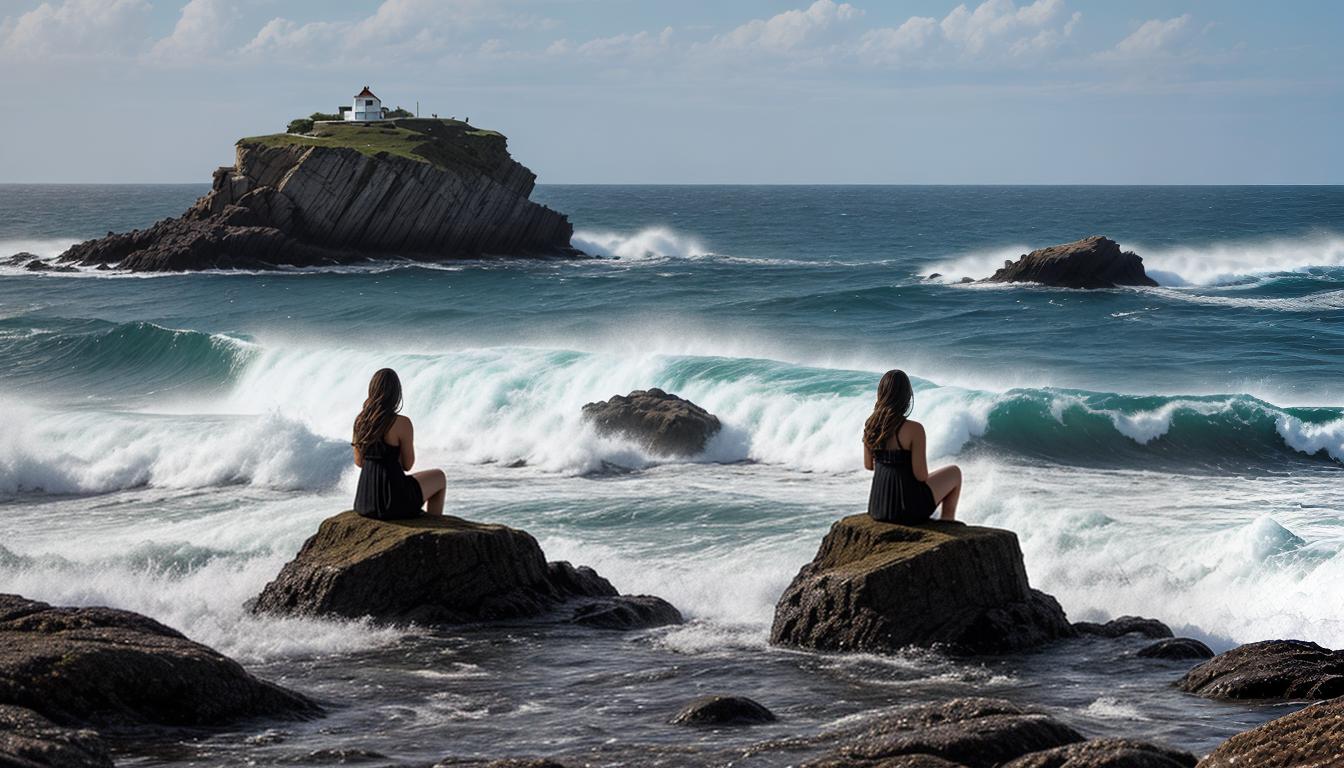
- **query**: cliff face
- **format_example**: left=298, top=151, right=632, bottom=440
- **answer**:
left=60, top=119, right=578, bottom=271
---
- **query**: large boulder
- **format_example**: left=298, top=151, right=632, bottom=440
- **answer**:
left=252, top=512, right=681, bottom=630
left=671, top=695, right=776, bottom=726
left=1073, top=616, right=1172, bottom=640
left=1138, top=638, right=1214, bottom=661
left=0, top=705, right=111, bottom=768
left=1176, top=639, right=1344, bottom=701
left=582, top=388, right=722, bottom=457
left=1003, top=738, right=1196, bottom=768
left=1199, top=696, right=1344, bottom=768
left=0, top=595, right=317, bottom=728
left=984, top=236, right=1158, bottom=289
left=771, top=516, right=1074, bottom=654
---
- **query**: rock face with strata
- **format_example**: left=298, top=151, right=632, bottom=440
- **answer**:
left=985, top=236, right=1158, bottom=289
left=0, top=594, right=317, bottom=728
left=582, top=388, right=722, bottom=456
left=252, top=511, right=681, bottom=630
left=1177, top=639, right=1344, bottom=701
left=771, top=516, right=1074, bottom=655
left=59, top=119, right=577, bottom=271
left=1198, top=696, right=1344, bottom=768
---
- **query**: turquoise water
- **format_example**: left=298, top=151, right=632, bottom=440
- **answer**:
left=0, top=184, right=1341, bottom=764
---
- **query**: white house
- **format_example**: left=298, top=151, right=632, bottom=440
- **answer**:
left=345, top=86, right=384, bottom=121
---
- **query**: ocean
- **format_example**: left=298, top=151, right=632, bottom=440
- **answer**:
left=1, top=183, right=1342, bottom=765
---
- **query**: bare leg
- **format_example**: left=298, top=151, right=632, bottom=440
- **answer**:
left=926, top=465, right=962, bottom=521
left=413, top=469, right=447, bottom=516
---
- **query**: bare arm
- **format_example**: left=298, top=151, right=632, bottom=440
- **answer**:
left=863, top=443, right=874, bottom=471
left=397, top=417, right=416, bottom=471
left=908, top=421, right=929, bottom=482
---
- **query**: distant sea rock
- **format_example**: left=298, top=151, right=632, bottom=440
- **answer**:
left=252, top=511, right=682, bottom=631
left=1073, top=615, right=1173, bottom=639
left=1176, top=639, right=1344, bottom=701
left=59, top=119, right=579, bottom=271
left=1138, top=637, right=1214, bottom=661
left=582, top=388, right=722, bottom=457
left=1199, top=696, right=1344, bottom=768
left=984, top=236, right=1158, bottom=289
left=0, top=594, right=317, bottom=727
left=770, top=516, right=1075, bottom=655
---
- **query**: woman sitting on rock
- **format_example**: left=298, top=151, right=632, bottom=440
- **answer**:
left=862, top=369, right=961, bottom=523
left=352, top=368, right=446, bottom=519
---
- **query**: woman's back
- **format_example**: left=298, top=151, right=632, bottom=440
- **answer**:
left=868, top=420, right=935, bottom=524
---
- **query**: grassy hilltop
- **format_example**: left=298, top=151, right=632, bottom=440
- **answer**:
left=239, top=118, right=509, bottom=173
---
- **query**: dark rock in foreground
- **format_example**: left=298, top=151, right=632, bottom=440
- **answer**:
left=771, top=516, right=1074, bottom=655
left=252, top=512, right=681, bottom=630
left=1138, top=638, right=1214, bottom=661
left=0, top=705, right=112, bottom=768
left=984, top=236, right=1158, bottom=289
left=671, top=695, right=776, bottom=726
left=1199, top=696, right=1344, bottom=768
left=1073, top=616, right=1173, bottom=640
left=1002, top=737, right=1195, bottom=768
left=582, top=388, right=722, bottom=457
left=0, top=594, right=317, bottom=727
left=1177, top=639, right=1344, bottom=701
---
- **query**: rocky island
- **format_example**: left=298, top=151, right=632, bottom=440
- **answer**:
left=57, top=119, right=579, bottom=271
left=983, top=235, right=1158, bottom=289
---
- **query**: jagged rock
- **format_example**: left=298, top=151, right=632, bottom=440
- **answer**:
left=0, top=594, right=317, bottom=727
left=59, top=119, right=578, bottom=271
left=984, top=236, right=1158, bottom=289
left=581, top=388, right=722, bottom=456
left=252, top=512, right=681, bottom=630
left=1176, top=639, right=1344, bottom=701
left=0, top=705, right=112, bottom=768
left=806, top=698, right=1083, bottom=768
left=23, top=260, right=78, bottom=273
left=1073, top=616, right=1172, bottom=640
left=671, top=695, right=776, bottom=726
left=1199, top=696, right=1344, bottom=768
left=4, top=252, right=38, bottom=265
left=771, top=516, right=1074, bottom=655
left=1003, top=738, right=1196, bottom=767
left=1138, top=638, right=1214, bottom=661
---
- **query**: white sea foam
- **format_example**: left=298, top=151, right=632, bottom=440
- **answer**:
left=572, top=227, right=709, bottom=261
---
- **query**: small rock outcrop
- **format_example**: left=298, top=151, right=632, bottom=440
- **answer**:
left=0, top=705, right=111, bottom=768
left=770, top=516, right=1074, bottom=655
left=1138, top=638, right=1214, bottom=661
left=1199, top=696, right=1344, bottom=768
left=582, top=388, right=722, bottom=457
left=0, top=594, right=317, bottom=727
left=1073, top=616, right=1173, bottom=640
left=671, top=695, right=776, bottom=726
left=984, top=236, right=1158, bottom=289
left=252, top=512, right=681, bottom=630
left=1002, top=738, right=1195, bottom=768
left=59, top=119, right=577, bottom=271
left=1176, top=639, right=1344, bottom=701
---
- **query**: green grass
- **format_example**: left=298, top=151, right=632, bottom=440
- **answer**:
left=240, top=119, right=510, bottom=172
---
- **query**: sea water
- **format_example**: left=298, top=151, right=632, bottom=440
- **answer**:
left=0, top=184, right=1341, bottom=765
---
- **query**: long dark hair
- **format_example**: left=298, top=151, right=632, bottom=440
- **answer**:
left=352, top=368, right=403, bottom=449
left=863, top=369, right=914, bottom=451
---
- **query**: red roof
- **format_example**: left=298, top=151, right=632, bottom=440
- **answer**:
left=355, top=86, right=378, bottom=100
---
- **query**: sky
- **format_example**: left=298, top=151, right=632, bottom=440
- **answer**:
left=2, top=0, right=1341, bottom=184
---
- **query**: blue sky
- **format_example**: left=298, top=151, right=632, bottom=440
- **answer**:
left=2, top=0, right=1341, bottom=183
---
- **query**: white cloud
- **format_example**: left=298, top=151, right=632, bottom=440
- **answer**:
left=0, top=0, right=150, bottom=58
left=573, top=27, right=674, bottom=59
left=1111, top=14, right=1192, bottom=57
left=150, top=0, right=234, bottom=63
left=712, top=0, right=861, bottom=53
left=858, top=0, right=1079, bottom=66
left=857, top=17, right=939, bottom=65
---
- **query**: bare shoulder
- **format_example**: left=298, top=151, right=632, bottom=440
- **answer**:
left=901, top=419, right=926, bottom=439
left=385, top=415, right=413, bottom=444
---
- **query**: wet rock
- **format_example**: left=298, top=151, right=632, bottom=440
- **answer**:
left=1137, top=638, right=1214, bottom=661
left=1176, top=639, right=1344, bottom=701
left=22, top=260, right=78, bottom=273
left=671, top=695, right=776, bottom=726
left=808, top=698, right=1082, bottom=768
left=4, top=252, right=39, bottom=265
left=1199, top=695, right=1344, bottom=767
left=0, top=705, right=112, bottom=768
left=434, top=760, right=567, bottom=768
left=0, top=594, right=317, bottom=727
left=984, top=236, right=1158, bottom=289
left=771, top=516, right=1074, bottom=655
left=806, top=757, right=964, bottom=768
left=927, top=273, right=943, bottom=280
left=252, top=512, right=681, bottom=631
left=958, top=277, right=974, bottom=284
left=1003, top=738, right=1195, bottom=767
left=581, top=388, right=722, bottom=456
left=1073, top=616, right=1172, bottom=640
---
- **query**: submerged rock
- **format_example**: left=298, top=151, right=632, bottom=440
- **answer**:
left=1138, top=638, right=1214, bottom=661
left=252, top=512, right=681, bottom=630
left=1176, top=639, right=1344, bottom=701
left=1199, top=696, right=1344, bottom=768
left=771, top=516, right=1073, bottom=655
left=671, top=695, right=776, bottom=726
left=984, top=236, right=1158, bottom=289
left=1002, top=737, right=1195, bottom=768
left=0, top=705, right=112, bottom=768
left=1073, top=616, right=1173, bottom=640
left=582, top=388, right=722, bottom=457
left=0, top=594, right=317, bottom=727
left=59, top=119, right=578, bottom=271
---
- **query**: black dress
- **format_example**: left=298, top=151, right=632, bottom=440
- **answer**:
left=868, top=442, right=936, bottom=524
left=354, top=440, right=424, bottom=520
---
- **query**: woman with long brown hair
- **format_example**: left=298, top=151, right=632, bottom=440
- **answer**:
left=352, top=368, right=446, bottom=518
left=862, top=369, right=962, bottom=523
